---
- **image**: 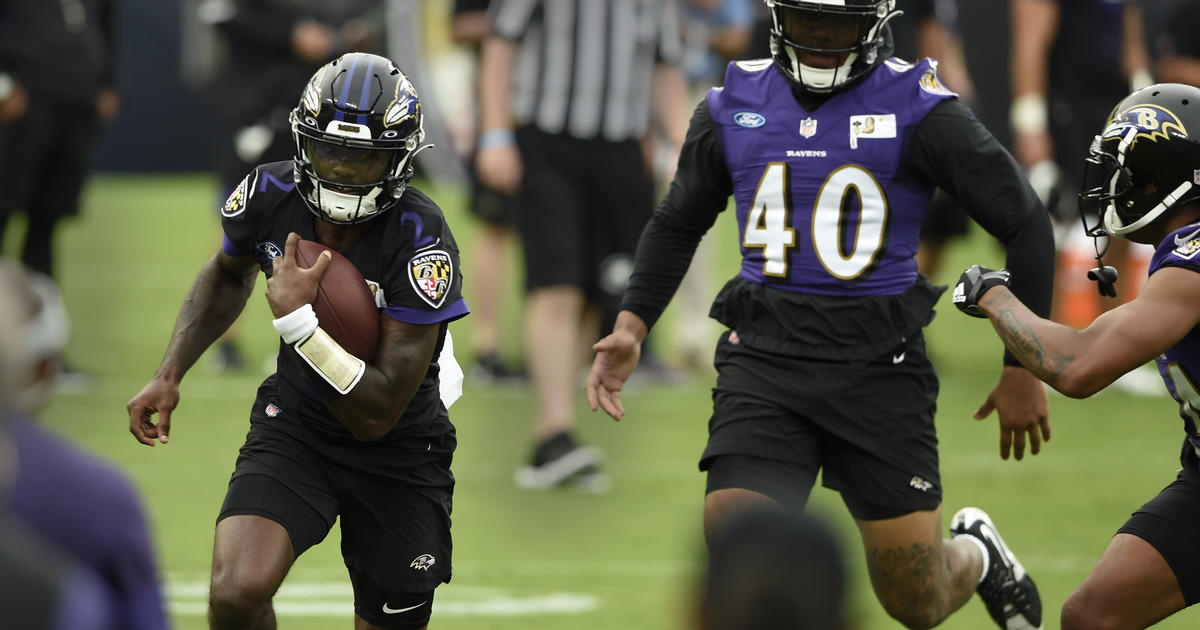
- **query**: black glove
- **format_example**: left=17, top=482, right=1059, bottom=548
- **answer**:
left=953, top=265, right=1011, bottom=318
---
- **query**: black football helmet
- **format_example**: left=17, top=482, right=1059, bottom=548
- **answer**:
left=765, top=0, right=900, bottom=93
left=1079, top=82, right=1200, bottom=238
left=290, top=53, right=428, bottom=224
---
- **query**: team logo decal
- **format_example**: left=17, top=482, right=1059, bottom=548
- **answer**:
left=256, top=241, right=284, bottom=260
left=918, top=69, right=953, bottom=96
left=734, top=111, right=766, bottom=128
left=366, top=279, right=386, bottom=308
left=1102, top=104, right=1188, bottom=146
left=849, top=114, right=897, bottom=149
left=799, top=117, right=818, bottom=138
left=410, top=554, right=436, bottom=571
left=1173, top=238, right=1200, bottom=260
left=385, top=75, right=421, bottom=129
left=302, top=67, right=326, bottom=115
left=408, top=250, right=453, bottom=308
left=222, top=175, right=250, bottom=217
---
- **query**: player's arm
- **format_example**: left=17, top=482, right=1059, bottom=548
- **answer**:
left=126, top=249, right=257, bottom=445
left=974, top=266, right=1200, bottom=397
left=320, top=317, right=440, bottom=441
left=588, top=99, right=730, bottom=420
left=910, top=99, right=1055, bottom=459
left=155, top=250, right=259, bottom=381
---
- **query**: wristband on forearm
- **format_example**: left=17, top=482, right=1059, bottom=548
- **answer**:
left=272, top=304, right=365, bottom=394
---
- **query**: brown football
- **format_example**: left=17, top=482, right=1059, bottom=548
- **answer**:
left=294, top=239, right=379, bottom=364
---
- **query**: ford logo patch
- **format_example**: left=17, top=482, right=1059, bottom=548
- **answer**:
left=734, top=111, right=766, bottom=128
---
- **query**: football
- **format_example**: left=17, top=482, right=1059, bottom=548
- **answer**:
left=294, top=239, right=379, bottom=363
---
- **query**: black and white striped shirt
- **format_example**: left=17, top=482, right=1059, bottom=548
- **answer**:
left=490, top=0, right=683, bottom=142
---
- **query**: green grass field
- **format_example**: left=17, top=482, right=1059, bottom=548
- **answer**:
left=17, top=173, right=1200, bottom=629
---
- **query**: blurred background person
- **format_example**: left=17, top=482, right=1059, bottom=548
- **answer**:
left=694, top=506, right=850, bottom=630
left=891, top=0, right=980, bottom=282
left=670, top=0, right=754, bottom=374
left=477, top=0, right=687, bottom=491
left=197, top=0, right=385, bottom=371
left=1010, top=0, right=1161, bottom=396
left=1009, top=0, right=1152, bottom=331
left=0, top=261, right=169, bottom=630
left=1150, top=0, right=1200, bottom=87
left=449, top=0, right=528, bottom=385
left=0, top=0, right=121, bottom=385
left=0, top=265, right=120, bottom=630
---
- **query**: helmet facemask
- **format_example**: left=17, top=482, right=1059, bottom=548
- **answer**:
left=766, top=0, right=898, bottom=93
left=1079, top=127, right=1200, bottom=238
left=292, top=117, right=426, bottom=224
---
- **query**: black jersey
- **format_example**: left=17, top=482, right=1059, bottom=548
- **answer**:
left=220, top=161, right=470, bottom=448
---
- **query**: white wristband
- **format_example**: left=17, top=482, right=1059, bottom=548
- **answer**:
left=1010, top=93, right=1048, bottom=135
left=272, top=303, right=319, bottom=344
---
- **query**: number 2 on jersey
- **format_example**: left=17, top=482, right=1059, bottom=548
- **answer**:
left=744, top=162, right=889, bottom=280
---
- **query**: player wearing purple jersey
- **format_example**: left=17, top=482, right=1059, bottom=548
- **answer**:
left=127, top=53, right=469, bottom=630
left=0, top=263, right=168, bottom=630
left=587, top=1, right=1054, bottom=629
left=955, top=82, right=1200, bottom=629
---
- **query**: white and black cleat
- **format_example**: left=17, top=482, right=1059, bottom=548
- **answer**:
left=951, top=507, right=1043, bottom=630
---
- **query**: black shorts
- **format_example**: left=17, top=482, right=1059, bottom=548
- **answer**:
left=1116, top=443, right=1200, bottom=605
left=218, top=383, right=454, bottom=625
left=700, top=331, right=941, bottom=520
left=513, top=125, right=653, bottom=307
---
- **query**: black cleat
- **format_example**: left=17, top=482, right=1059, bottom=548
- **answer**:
left=951, top=507, right=1043, bottom=630
left=514, top=431, right=607, bottom=491
left=471, top=352, right=528, bottom=385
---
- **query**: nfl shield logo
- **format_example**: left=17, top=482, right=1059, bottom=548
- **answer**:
left=1194, top=169, right=1200, bottom=185
left=799, top=117, right=818, bottom=138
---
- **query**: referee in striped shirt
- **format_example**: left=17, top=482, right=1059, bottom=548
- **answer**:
left=476, top=0, right=688, bottom=490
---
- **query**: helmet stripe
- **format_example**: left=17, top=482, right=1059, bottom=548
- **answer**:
left=356, top=55, right=377, bottom=125
left=335, top=54, right=364, bottom=123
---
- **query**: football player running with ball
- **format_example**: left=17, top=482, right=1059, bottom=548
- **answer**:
left=126, top=53, right=469, bottom=630
left=587, top=1, right=1054, bottom=628
left=954, top=82, right=1200, bottom=629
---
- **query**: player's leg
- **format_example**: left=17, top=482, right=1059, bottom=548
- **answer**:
left=466, top=179, right=524, bottom=383
left=855, top=508, right=981, bottom=629
left=21, top=108, right=95, bottom=278
left=1061, top=457, right=1200, bottom=629
left=1060, top=534, right=1183, bottom=630
left=208, top=512, right=293, bottom=630
left=512, top=127, right=600, bottom=487
left=210, top=392, right=340, bottom=629
left=337, top=455, right=453, bottom=630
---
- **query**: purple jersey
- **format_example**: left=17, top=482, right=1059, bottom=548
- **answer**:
left=6, top=415, right=168, bottom=630
left=1149, top=223, right=1200, bottom=456
left=706, top=58, right=956, bottom=296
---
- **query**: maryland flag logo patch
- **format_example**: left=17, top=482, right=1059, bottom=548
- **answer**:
left=222, top=174, right=250, bottom=217
left=408, top=250, right=453, bottom=308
